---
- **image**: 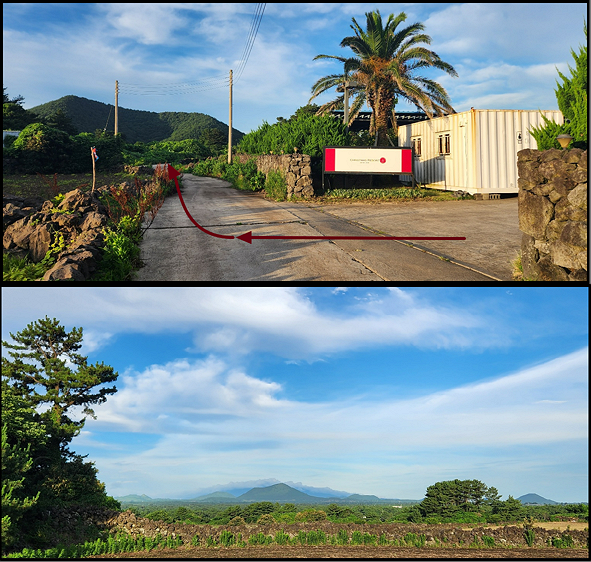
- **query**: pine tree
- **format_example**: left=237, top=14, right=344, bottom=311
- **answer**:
left=2, top=316, right=118, bottom=453
left=531, top=22, right=587, bottom=149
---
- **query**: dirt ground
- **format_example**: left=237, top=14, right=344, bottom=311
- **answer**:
left=461, top=522, right=589, bottom=532
left=90, top=544, right=589, bottom=559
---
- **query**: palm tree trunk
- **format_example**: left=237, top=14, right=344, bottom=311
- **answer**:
left=375, top=86, right=395, bottom=146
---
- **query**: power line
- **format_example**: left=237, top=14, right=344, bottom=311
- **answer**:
left=118, top=4, right=265, bottom=96
left=235, top=3, right=265, bottom=82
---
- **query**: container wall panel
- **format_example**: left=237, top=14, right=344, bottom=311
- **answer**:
left=400, top=109, right=563, bottom=193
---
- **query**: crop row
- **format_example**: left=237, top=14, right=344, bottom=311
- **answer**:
left=5, top=528, right=580, bottom=558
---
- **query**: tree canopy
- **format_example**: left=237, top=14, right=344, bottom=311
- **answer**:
left=1, top=317, right=120, bottom=553
left=310, top=10, right=457, bottom=146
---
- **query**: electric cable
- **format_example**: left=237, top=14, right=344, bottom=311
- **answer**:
left=118, top=4, right=265, bottom=96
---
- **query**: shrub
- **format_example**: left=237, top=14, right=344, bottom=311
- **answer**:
left=12, top=123, right=73, bottom=173
left=524, top=528, right=535, bottom=547
left=238, top=113, right=349, bottom=157
left=295, top=509, right=327, bottom=523
left=351, top=531, right=364, bottom=545
left=264, top=170, right=287, bottom=201
left=257, top=514, right=276, bottom=525
left=248, top=532, right=272, bottom=546
left=482, top=535, right=495, bottom=548
left=336, top=529, right=349, bottom=545
left=219, top=530, right=235, bottom=547
left=274, top=530, right=290, bottom=545
left=228, top=516, right=246, bottom=526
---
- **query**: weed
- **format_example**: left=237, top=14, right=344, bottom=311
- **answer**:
left=482, top=535, right=495, bottom=548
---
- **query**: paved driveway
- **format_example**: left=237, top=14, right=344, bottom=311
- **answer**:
left=137, top=176, right=520, bottom=282
left=300, top=197, right=521, bottom=280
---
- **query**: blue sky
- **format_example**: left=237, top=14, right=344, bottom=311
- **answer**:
left=3, top=3, right=588, bottom=134
left=1, top=287, right=588, bottom=502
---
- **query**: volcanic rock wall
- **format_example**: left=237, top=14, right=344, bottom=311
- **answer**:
left=517, top=148, right=587, bottom=281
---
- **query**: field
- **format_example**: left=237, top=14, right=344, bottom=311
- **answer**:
left=3, top=171, right=154, bottom=200
left=461, top=521, right=588, bottom=532
left=90, top=544, right=589, bottom=559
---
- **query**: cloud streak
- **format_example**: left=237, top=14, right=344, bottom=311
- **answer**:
left=2, top=287, right=506, bottom=359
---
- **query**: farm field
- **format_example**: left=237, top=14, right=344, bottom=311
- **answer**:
left=90, top=544, right=589, bottom=559
left=460, top=521, right=588, bottom=531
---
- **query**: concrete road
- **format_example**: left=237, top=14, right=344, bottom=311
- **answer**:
left=136, top=175, right=512, bottom=282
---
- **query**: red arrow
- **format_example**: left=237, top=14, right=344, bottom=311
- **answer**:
left=237, top=232, right=465, bottom=244
left=167, top=164, right=235, bottom=240
left=166, top=165, right=466, bottom=245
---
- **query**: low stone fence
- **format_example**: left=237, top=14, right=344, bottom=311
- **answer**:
left=3, top=177, right=161, bottom=280
left=235, top=153, right=314, bottom=198
left=42, top=507, right=590, bottom=549
left=517, top=148, right=587, bottom=281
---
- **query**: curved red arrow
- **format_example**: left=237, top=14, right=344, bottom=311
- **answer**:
left=168, top=164, right=234, bottom=240
left=167, top=165, right=465, bottom=244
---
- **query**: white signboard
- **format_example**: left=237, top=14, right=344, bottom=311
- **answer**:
left=324, top=147, right=413, bottom=174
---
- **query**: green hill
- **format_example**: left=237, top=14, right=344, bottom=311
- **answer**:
left=28, top=95, right=244, bottom=144
left=517, top=493, right=558, bottom=505
left=237, top=483, right=321, bottom=503
left=114, top=494, right=154, bottom=503
left=193, top=491, right=237, bottom=502
left=343, top=494, right=382, bottom=503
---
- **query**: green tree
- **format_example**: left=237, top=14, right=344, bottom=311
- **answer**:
left=11, top=123, right=74, bottom=173
left=2, top=317, right=118, bottom=454
left=419, top=479, right=496, bottom=518
left=491, top=495, right=523, bottom=521
left=2, top=87, right=36, bottom=130
left=242, top=501, right=275, bottom=523
left=45, top=109, right=79, bottom=136
left=199, top=128, right=226, bottom=155
left=310, top=10, right=458, bottom=146
left=1, top=425, right=40, bottom=552
left=530, top=22, right=587, bottom=149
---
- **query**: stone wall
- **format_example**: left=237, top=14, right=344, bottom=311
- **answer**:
left=3, top=177, right=161, bottom=280
left=44, top=507, right=589, bottom=550
left=517, top=148, right=587, bottom=281
left=236, top=153, right=314, bottom=198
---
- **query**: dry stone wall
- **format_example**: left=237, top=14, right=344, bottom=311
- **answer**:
left=44, top=507, right=589, bottom=549
left=517, top=148, right=587, bottom=281
left=236, top=153, right=314, bottom=198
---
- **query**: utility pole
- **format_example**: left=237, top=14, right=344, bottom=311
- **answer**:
left=228, top=69, right=233, bottom=164
left=114, top=80, right=119, bottom=136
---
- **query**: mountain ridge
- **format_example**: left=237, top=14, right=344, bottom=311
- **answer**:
left=28, top=95, right=244, bottom=144
left=517, top=493, right=558, bottom=505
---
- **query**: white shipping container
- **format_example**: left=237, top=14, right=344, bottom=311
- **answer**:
left=397, top=109, right=564, bottom=194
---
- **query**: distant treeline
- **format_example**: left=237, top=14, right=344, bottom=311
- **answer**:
left=124, top=497, right=588, bottom=527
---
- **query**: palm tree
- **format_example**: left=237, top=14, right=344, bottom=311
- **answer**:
left=310, top=10, right=458, bottom=146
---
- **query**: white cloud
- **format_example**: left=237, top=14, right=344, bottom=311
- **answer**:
left=85, top=347, right=588, bottom=498
left=93, top=355, right=287, bottom=433
left=3, top=287, right=503, bottom=360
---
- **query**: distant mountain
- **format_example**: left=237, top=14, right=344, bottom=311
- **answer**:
left=28, top=95, right=244, bottom=144
left=183, top=479, right=354, bottom=499
left=237, top=483, right=322, bottom=503
left=344, top=494, right=382, bottom=503
left=115, top=494, right=154, bottom=503
left=116, top=479, right=423, bottom=505
left=517, top=493, right=558, bottom=505
left=285, top=482, right=352, bottom=498
left=192, top=491, right=236, bottom=502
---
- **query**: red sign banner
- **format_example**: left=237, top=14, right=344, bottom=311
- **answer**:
left=324, top=147, right=412, bottom=174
